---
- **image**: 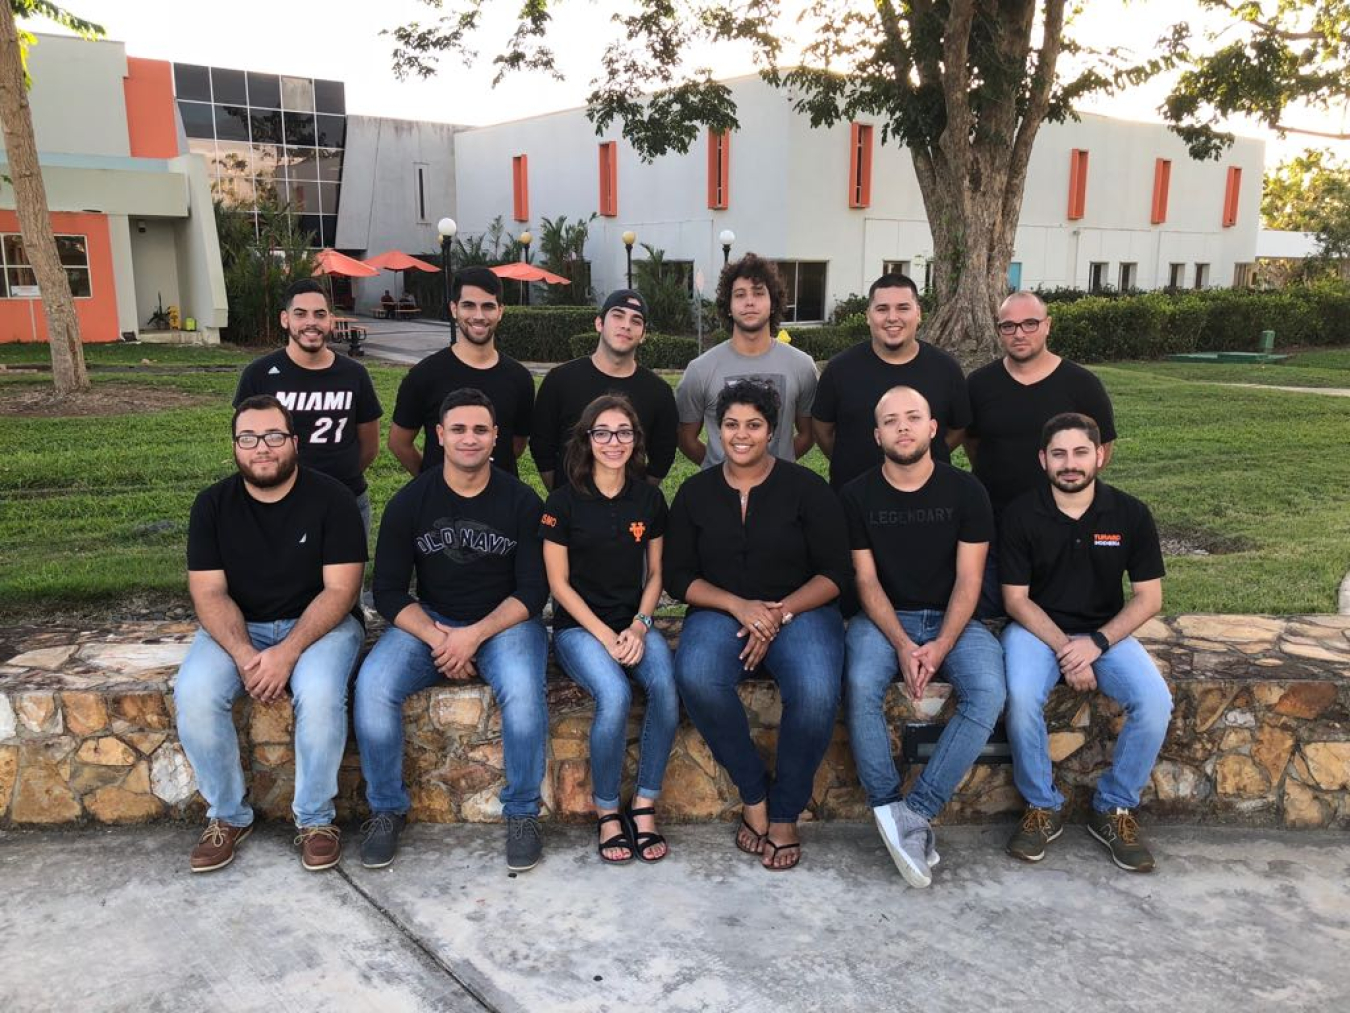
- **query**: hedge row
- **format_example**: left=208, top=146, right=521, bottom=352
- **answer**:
left=495, top=307, right=598, bottom=362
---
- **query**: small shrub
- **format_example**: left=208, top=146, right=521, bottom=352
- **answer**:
left=496, top=307, right=598, bottom=361
left=567, top=332, right=699, bottom=369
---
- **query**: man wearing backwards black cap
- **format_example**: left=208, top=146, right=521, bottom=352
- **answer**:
left=529, top=288, right=678, bottom=490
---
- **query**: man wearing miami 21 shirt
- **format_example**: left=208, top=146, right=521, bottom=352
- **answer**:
left=235, top=279, right=383, bottom=532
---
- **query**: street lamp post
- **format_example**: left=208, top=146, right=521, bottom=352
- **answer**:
left=719, top=228, right=735, bottom=266
left=622, top=230, right=636, bottom=289
left=437, top=216, right=458, bottom=343
left=519, top=230, right=533, bottom=306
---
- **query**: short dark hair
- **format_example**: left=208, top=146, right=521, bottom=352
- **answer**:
left=1041, top=412, right=1101, bottom=451
left=439, top=387, right=497, bottom=425
left=868, top=273, right=920, bottom=303
left=715, top=252, right=786, bottom=333
left=564, top=394, right=649, bottom=492
left=282, top=278, right=329, bottom=310
left=232, top=393, right=295, bottom=435
left=715, top=379, right=780, bottom=435
left=452, top=266, right=504, bottom=302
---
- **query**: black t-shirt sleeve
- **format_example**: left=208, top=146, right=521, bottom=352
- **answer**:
left=958, top=476, right=994, bottom=543
left=812, top=359, right=839, bottom=423
left=648, top=486, right=669, bottom=540
left=372, top=487, right=418, bottom=622
left=998, top=505, right=1034, bottom=586
left=321, top=487, right=369, bottom=565
left=391, top=365, right=425, bottom=431
left=1127, top=502, right=1166, bottom=582
left=646, top=381, right=679, bottom=480
left=840, top=480, right=871, bottom=550
left=800, top=473, right=853, bottom=593
left=356, top=367, right=384, bottom=424
left=529, top=371, right=563, bottom=474
left=512, top=488, right=548, bottom=616
left=661, top=485, right=697, bottom=602
left=1081, top=370, right=1117, bottom=443
left=186, top=488, right=223, bottom=571
left=538, top=486, right=572, bottom=545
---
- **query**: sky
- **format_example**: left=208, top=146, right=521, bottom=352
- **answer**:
left=35, top=0, right=1350, bottom=168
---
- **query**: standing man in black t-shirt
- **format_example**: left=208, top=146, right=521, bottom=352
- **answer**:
left=234, top=279, right=383, bottom=532
left=530, top=288, right=679, bottom=489
left=175, top=395, right=367, bottom=874
left=388, top=266, right=534, bottom=478
left=841, top=386, right=1004, bottom=888
left=1000, top=413, right=1171, bottom=874
left=813, top=273, right=970, bottom=490
left=355, top=388, right=550, bottom=873
left=965, top=290, right=1117, bottom=615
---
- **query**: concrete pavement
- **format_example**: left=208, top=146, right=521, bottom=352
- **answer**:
left=2, top=822, right=1347, bottom=1012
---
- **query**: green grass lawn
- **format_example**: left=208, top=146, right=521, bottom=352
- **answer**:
left=0, top=342, right=259, bottom=368
left=2, top=353, right=1348, bottom=614
left=1112, top=346, right=1350, bottom=389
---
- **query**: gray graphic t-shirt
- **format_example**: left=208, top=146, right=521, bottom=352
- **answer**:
left=675, top=339, right=819, bottom=467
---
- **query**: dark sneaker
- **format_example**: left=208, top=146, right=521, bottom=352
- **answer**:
left=190, top=818, right=253, bottom=873
left=295, top=824, right=342, bottom=871
left=1007, top=806, right=1064, bottom=862
left=873, top=800, right=932, bottom=888
left=360, top=812, right=406, bottom=869
left=1087, top=807, right=1155, bottom=873
left=506, top=816, right=543, bottom=872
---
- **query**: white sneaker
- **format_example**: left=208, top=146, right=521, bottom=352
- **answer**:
left=872, top=800, right=932, bottom=888
left=925, top=825, right=940, bottom=869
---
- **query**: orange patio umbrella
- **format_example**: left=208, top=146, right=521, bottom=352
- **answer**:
left=490, top=262, right=572, bottom=285
left=363, top=250, right=441, bottom=273
left=312, top=248, right=380, bottom=278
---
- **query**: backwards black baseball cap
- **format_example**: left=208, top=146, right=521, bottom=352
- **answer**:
left=599, top=289, right=648, bottom=321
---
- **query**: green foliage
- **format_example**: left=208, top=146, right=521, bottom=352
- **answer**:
left=567, top=331, right=699, bottom=369
left=829, top=293, right=869, bottom=324
left=1263, top=149, right=1350, bottom=263
left=214, top=197, right=316, bottom=345
left=494, top=306, right=598, bottom=361
left=633, top=244, right=693, bottom=334
left=536, top=213, right=595, bottom=306
left=11, top=2, right=104, bottom=80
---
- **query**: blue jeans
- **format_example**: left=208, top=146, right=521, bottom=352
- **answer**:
left=174, top=615, right=362, bottom=827
left=844, top=610, right=1006, bottom=819
left=1003, top=622, right=1172, bottom=812
left=553, top=626, right=679, bottom=809
left=675, top=607, right=843, bottom=824
left=354, top=610, right=548, bottom=817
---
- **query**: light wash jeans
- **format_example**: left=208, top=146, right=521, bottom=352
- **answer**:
left=1002, top=622, right=1172, bottom=812
left=174, top=615, right=363, bottom=828
left=675, top=607, right=843, bottom=824
left=844, top=610, right=1006, bottom=820
left=354, top=611, right=548, bottom=817
left=553, top=626, right=678, bottom=809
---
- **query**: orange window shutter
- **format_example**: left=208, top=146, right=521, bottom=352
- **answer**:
left=1067, top=149, right=1088, bottom=220
left=707, top=130, right=730, bottom=210
left=849, top=124, right=873, bottom=208
left=1222, top=166, right=1241, bottom=227
left=1151, top=158, right=1172, bottom=225
left=512, top=155, right=529, bottom=222
left=598, top=143, right=618, bottom=216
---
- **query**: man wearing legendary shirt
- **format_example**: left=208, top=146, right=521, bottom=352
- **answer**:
left=1000, top=413, right=1171, bottom=874
left=175, top=395, right=366, bottom=874
left=354, top=388, right=549, bottom=872
left=841, top=386, right=1004, bottom=889
left=530, top=288, right=678, bottom=489
left=234, top=279, right=383, bottom=532
left=814, top=274, right=970, bottom=490
left=675, top=253, right=817, bottom=468
left=388, top=266, right=534, bottom=478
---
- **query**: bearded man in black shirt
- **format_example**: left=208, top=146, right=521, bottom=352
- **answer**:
left=175, top=395, right=367, bottom=875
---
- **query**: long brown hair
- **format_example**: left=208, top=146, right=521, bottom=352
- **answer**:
left=563, top=394, right=648, bottom=492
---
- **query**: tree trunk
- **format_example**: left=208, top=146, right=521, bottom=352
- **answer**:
left=0, top=3, right=89, bottom=394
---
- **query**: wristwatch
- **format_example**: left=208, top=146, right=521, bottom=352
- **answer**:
left=634, top=613, right=654, bottom=629
left=1089, top=630, right=1110, bottom=653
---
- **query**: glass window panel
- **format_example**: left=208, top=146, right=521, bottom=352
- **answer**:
left=321, top=215, right=338, bottom=248
left=4, top=234, right=27, bottom=266
left=296, top=214, right=322, bottom=247
left=284, top=111, right=316, bottom=146
left=179, top=100, right=215, bottom=139
left=214, top=104, right=251, bottom=142
left=187, top=137, right=216, bottom=160
left=316, top=148, right=343, bottom=182
left=314, top=114, right=346, bottom=148
left=250, top=110, right=282, bottom=144
left=66, top=268, right=92, bottom=298
left=796, top=262, right=827, bottom=321
left=246, top=71, right=281, bottom=110
left=283, top=180, right=317, bottom=213
left=252, top=143, right=282, bottom=184
left=0, top=271, right=8, bottom=298
left=173, top=63, right=211, bottom=101
left=773, top=261, right=798, bottom=320
left=316, top=182, right=339, bottom=215
left=313, top=79, right=345, bottom=114
left=215, top=173, right=256, bottom=207
left=281, top=76, right=314, bottom=113
left=7, top=266, right=38, bottom=290
left=213, top=140, right=254, bottom=177
left=56, top=235, right=88, bottom=267
left=211, top=67, right=247, bottom=105
left=284, top=146, right=320, bottom=181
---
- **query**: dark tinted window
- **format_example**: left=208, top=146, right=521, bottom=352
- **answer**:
left=284, top=111, right=316, bottom=146
left=284, top=146, right=319, bottom=180
left=316, top=148, right=343, bottom=182
left=313, top=79, right=345, bottom=114
left=211, top=67, right=247, bottom=105
left=250, top=110, right=282, bottom=144
left=179, top=101, right=215, bottom=139
left=296, top=214, right=322, bottom=247
left=321, top=215, right=338, bottom=247
left=314, top=114, right=346, bottom=149
left=215, top=104, right=251, bottom=142
left=246, top=71, right=281, bottom=109
left=174, top=63, right=211, bottom=101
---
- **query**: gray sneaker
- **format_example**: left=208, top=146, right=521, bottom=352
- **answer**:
left=360, top=812, right=406, bottom=869
left=506, top=816, right=543, bottom=872
left=925, top=825, right=940, bottom=869
left=872, top=800, right=932, bottom=888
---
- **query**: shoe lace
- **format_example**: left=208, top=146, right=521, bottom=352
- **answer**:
left=1111, top=809, right=1140, bottom=845
left=361, top=813, right=396, bottom=840
left=1021, top=808, right=1054, bottom=835
left=200, top=819, right=229, bottom=847
left=510, top=816, right=540, bottom=840
left=294, top=824, right=340, bottom=846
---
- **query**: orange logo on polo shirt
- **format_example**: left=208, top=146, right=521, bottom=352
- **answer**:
left=1094, top=532, right=1122, bottom=547
left=629, top=521, right=646, bottom=543
left=541, top=513, right=557, bottom=528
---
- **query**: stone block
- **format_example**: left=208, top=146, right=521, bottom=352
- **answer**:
left=110, top=693, right=170, bottom=731
left=61, top=692, right=109, bottom=736
left=1273, top=683, right=1338, bottom=720
left=465, top=741, right=504, bottom=769
left=1252, top=725, right=1296, bottom=783
left=124, top=732, right=167, bottom=756
left=409, top=783, right=456, bottom=822
left=1282, top=779, right=1330, bottom=828
left=11, top=743, right=81, bottom=823
left=1283, top=642, right=1350, bottom=663
left=1048, top=731, right=1086, bottom=762
left=1215, top=755, right=1268, bottom=797
left=150, top=743, right=196, bottom=805
left=430, top=692, right=486, bottom=730
left=660, top=751, right=724, bottom=819
left=1193, top=686, right=1239, bottom=733
left=7, top=645, right=78, bottom=670
left=1151, top=760, right=1205, bottom=802
left=85, top=785, right=164, bottom=823
left=15, top=694, right=62, bottom=735
left=554, top=759, right=592, bottom=817
left=75, top=737, right=136, bottom=766
left=0, top=695, right=15, bottom=741
left=0, top=745, right=16, bottom=812
left=459, top=786, right=503, bottom=822
left=550, top=737, right=588, bottom=760
left=1301, top=742, right=1350, bottom=791
left=123, top=761, right=151, bottom=795
left=1219, top=728, right=1253, bottom=750
left=253, top=744, right=294, bottom=768
left=249, top=702, right=293, bottom=744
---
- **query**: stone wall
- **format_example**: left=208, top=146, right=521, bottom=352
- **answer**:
left=1, top=615, right=1347, bottom=828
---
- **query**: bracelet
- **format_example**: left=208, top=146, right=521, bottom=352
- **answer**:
left=781, top=611, right=795, bottom=625
left=1089, top=630, right=1110, bottom=653
left=634, top=613, right=654, bottom=629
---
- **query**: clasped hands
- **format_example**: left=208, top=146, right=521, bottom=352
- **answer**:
left=431, top=621, right=482, bottom=680
left=895, top=638, right=951, bottom=701
left=1056, top=636, right=1101, bottom=691
left=732, top=598, right=789, bottom=671
left=237, top=645, right=297, bottom=703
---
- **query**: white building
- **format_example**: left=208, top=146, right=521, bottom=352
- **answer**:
left=454, top=75, right=1264, bottom=321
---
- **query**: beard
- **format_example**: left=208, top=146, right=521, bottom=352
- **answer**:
left=1049, top=467, right=1094, bottom=493
left=882, top=440, right=930, bottom=466
left=457, top=322, right=497, bottom=346
left=237, top=450, right=298, bottom=489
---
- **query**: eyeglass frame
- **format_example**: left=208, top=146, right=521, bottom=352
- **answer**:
left=588, top=427, right=636, bottom=445
left=233, top=430, right=295, bottom=449
left=996, top=317, right=1047, bottom=335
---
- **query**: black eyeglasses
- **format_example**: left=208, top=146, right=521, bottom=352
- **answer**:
left=233, top=430, right=293, bottom=449
left=996, top=318, right=1045, bottom=335
left=589, top=428, right=635, bottom=445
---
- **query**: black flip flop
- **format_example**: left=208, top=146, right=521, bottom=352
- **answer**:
left=761, top=838, right=802, bottom=871
left=596, top=812, right=636, bottom=864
